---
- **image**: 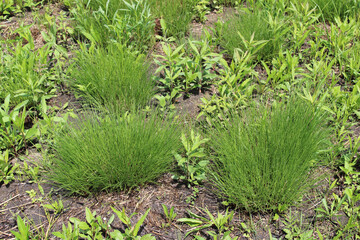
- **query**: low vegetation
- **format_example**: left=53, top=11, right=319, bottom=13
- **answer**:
left=208, top=98, right=331, bottom=212
left=70, top=44, right=154, bottom=112
left=218, top=8, right=287, bottom=61
left=49, top=111, right=181, bottom=194
left=1, top=0, right=360, bottom=239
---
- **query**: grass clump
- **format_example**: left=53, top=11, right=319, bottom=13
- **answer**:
left=70, top=44, right=154, bottom=113
left=207, top=98, right=331, bottom=212
left=49, top=112, right=181, bottom=195
left=310, top=0, right=360, bottom=21
left=218, top=9, right=286, bottom=61
left=152, top=0, right=195, bottom=39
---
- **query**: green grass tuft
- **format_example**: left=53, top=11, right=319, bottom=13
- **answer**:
left=207, top=98, right=331, bottom=212
left=70, top=44, right=154, bottom=113
left=151, top=0, right=195, bottom=39
left=310, top=0, right=360, bottom=21
left=49, top=111, right=181, bottom=195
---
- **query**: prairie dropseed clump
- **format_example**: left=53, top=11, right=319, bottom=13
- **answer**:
left=208, top=98, right=331, bottom=212
left=49, top=111, right=181, bottom=194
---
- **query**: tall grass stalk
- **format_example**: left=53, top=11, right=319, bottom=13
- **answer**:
left=49, top=111, right=181, bottom=195
left=207, top=98, right=331, bottom=212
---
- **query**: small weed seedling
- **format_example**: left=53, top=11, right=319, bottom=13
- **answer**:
left=43, top=198, right=64, bottom=215
left=177, top=208, right=235, bottom=237
left=26, top=184, right=45, bottom=203
left=172, top=130, right=209, bottom=187
left=54, top=207, right=156, bottom=239
left=161, top=204, right=177, bottom=227
left=52, top=222, right=80, bottom=240
left=69, top=208, right=114, bottom=239
left=11, top=216, right=31, bottom=240
left=111, top=207, right=155, bottom=239
left=20, top=160, right=41, bottom=183
left=281, top=210, right=313, bottom=240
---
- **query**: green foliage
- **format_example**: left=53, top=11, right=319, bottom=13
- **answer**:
left=26, top=184, right=45, bottom=203
left=42, top=198, right=64, bottom=215
left=20, top=161, right=41, bottom=183
left=315, top=187, right=360, bottom=238
left=207, top=98, right=331, bottom=212
left=161, top=204, right=177, bottom=227
left=52, top=222, right=80, bottom=240
left=0, top=0, right=21, bottom=19
left=213, top=0, right=240, bottom=7
left=116, top=0, right=155, bottom=50
left=49, top=111, right=181, bottom=194
left=281, top=211, right=314, bottom=240
left=112, top=207, right=155, bottom=239
left=0, top=26, right=58, bottom=107
left=71, top=44, right=154, bottom=113
left=70, top=0, right=154, bottom=51
left=193, top=0, right=241, bottom=20
left=68, top=0, right=110, bottom=45
left=154, top=43, right=185, bottom=102
left=198, top=50, right=257, bottom=124
left=70, top=208, right=115, bottom=239
left=326, top=17, right=360, bottom=65
left=0, top=95, right=38, bottom=154
left=340, top=154, right=360, bottom=186
left=154, top=40, right=221, bottom=103
left=177, top=208, right=235, bottom=237
left=217, top=9, right=288, bottom=61
left=2, top=1, right=360, bottom=238
left=35, top=100, right=78, bottom=151
left=260, top=50, right=304, bottom=92
left=194, top=232, right=239, bottom=240
left=152, top=0, right=195, bottom=39
left=84, top=0, right=127, bottom=16
left=194, top=0, right=211, bottom=23
left=0, top=150, right=18, bottom=185
left=182, top=39, right=221, bottom=94
left=11, top=216, right=31, bottom=240
left=0, top=0, right=40, bottom=19
left=53, top=207, right=155, bottom=239
left=172, top=130, right=209, bottom=187
left=287, top=1, right=320, bottom=53
left=310, top=0, right=360, bottom=21
left=343, top=41, right=360, bottom=83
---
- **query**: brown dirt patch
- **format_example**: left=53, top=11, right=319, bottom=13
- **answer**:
left=0, top=173, right=247, bottom=239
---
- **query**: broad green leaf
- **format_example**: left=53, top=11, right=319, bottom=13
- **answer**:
left=13, top=100, right=29, bottom=112
left=110, top=230, right=124, bottom=240
left=25, top=127, right=38, bottom=140
left=188, top=40, right=199, bottom=55
left=177, top=218, right=203, bottom=226
left=85, top=208, right=93, bottom=224
left=140, top=234, right=156, bottom=240
left=78, top=222, right=90, bottom=230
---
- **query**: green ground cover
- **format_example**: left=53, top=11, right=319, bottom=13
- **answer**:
left=1, top=0, right=360, bottom=239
